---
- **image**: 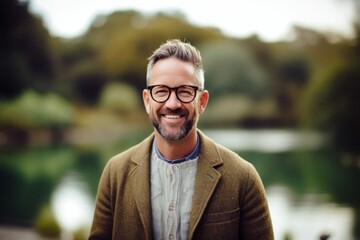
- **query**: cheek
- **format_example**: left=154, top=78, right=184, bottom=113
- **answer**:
left=148, top=103, right=161, bottom=117
left=144, top=98, right=156, bottom=116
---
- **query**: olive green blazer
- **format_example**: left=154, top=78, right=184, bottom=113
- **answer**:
left=89, top=130, right=274, bottom=240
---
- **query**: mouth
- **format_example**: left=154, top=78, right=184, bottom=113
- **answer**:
left=160, top=111, right=187, bottom=124
left=163, top=114, right=181, bottom=119
left=161, top=109, right=187, bottom=120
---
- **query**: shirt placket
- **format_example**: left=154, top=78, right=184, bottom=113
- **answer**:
left=167, top=165, right=180, bottom=240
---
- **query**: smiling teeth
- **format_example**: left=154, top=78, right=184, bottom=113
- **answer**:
left=165, top=115, right=180, bottom=119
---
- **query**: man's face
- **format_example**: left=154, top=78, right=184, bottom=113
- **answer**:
left=143, top=57, right=208, bottom=141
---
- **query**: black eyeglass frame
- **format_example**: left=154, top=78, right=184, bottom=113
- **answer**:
left=147, top=84, right=203, bottom=103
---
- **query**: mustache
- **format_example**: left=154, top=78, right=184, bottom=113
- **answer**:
left=162, top=108, right=188, bottom=115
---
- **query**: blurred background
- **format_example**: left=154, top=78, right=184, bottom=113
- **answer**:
left=0, top=0, right=359, bottom=239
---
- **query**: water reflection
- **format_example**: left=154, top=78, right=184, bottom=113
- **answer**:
left=51, top=171, right=94, bottom=234
left=204, top=129, right=326, bottom=152
left=267, top=185, right=354, bottom=240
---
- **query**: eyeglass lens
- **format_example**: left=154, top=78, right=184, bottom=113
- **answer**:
left=150, top=85, right=197, bottom=103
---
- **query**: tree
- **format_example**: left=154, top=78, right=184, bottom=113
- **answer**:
left=0, top=0, right=57, bottom=99
left=303, top=63, right=360, bottom=154
left=201, top=40, right=269, bottom=100
left=302, top=0, right=360, bottom=155
left=92, top=11, right=224, bottom=92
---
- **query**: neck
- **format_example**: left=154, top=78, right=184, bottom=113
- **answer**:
left=154, top=129, right=198, bottom=160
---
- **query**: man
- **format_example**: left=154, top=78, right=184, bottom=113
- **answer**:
left=89, top=39, right=274, bottom=240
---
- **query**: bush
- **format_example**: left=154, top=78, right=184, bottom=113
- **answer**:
left=35, top=205, right=61, bottom=238
left=0, top=90, right=75, bottom=129
left=99, top=82, right=141, bottom=114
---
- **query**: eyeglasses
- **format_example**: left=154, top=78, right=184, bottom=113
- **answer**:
left=147, top=85, right=203, bottom=103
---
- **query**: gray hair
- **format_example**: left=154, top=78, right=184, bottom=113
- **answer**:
left=146, top=39, right=205, bottom=88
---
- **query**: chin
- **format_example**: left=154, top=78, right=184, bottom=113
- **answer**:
left=160, top=130, right=187, bottom=141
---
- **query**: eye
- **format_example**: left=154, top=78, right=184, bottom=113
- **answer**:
left=178, top=87, right=194, bottom=96
left=153, top=86, right=169, bottom=96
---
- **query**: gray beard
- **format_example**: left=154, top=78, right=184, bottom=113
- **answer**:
left=152, top=118, right=194, bottom=141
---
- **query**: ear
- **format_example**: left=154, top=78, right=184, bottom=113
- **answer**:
left=198, top=90, right=209, bottom=115
left=143, top=89, right=151, bottom=114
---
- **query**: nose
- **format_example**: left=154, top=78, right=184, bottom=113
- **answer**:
left=164, top=90, right=182, bottom=109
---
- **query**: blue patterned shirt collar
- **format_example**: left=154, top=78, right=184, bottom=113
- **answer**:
left=152, top=134, right=201, bottom=164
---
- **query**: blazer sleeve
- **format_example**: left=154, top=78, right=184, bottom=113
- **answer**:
left=89, top=161, right=113, bottom=240
left=239, top=163, right=274, bottom=240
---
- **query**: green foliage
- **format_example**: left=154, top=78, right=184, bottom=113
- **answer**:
left=0, top=0, right=57, bottom=98
left=277, top=56, right=310, bottom=86
left=73, top=227, right=90, bottom=240
left=202, top=94, right=277, bottom=128
left=86, top=11, right=224, bottom=92
left=50, top=10, right=224, bottom=106
left=99, top=82, right=141, bottom=114
left=35, top=205, right=61, bottom=238
left=54, top=40, right=105, bottom=106
left=202, top=94, right=255, bottom=126
left=303, top=63, right=360, bottom=153
left=201, top=40, right=269, bottom=100
left=72, top=66, right=107, bottom=106
left=0, top=52, right=32, bottom=98
left=0, top=90, right=75, bottom=129
left=274, top=54, right=311, bottom=122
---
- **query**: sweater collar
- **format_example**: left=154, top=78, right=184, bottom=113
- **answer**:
left=152, top=134, right=201, bottom=164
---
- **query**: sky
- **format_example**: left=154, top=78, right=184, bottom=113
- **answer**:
left=29, top=0, right=356, bottom=42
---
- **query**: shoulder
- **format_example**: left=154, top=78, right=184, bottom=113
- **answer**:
left=199, top=130, right=253, bottom=168
left=104, top=134, right=154, bottom=173
left=198, top=130, right=259, bottom=180
left=216, top=141, right=257, bottom=178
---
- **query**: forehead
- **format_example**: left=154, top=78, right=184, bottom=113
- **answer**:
left=149, top=57, right=197, bottom=86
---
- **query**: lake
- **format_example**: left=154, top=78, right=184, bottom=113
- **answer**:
left=0, top=129, right=359, bottom=240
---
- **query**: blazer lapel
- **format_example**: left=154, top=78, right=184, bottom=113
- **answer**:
left=189, top=131, right=223, bottom=239
left=130, top=135, right=154, bottom=239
